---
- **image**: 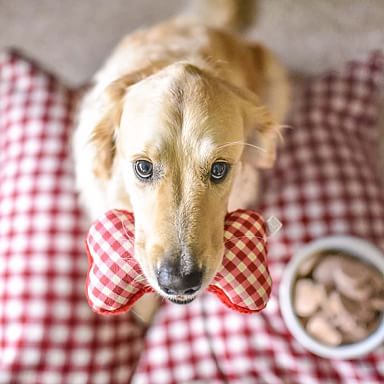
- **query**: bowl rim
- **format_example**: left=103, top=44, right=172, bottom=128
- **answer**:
left=279, top=235, right=384, bottom=359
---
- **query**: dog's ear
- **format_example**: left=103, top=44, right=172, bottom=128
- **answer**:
left=90, top=85, right=121, bottom=180
left=227, top=83, right=282, bottom=169
left=90, top=66, right=163, bottom=180
left=227, top=88, right=281, bottom=211
left=90, top=75, right=133, bottom=180
left=241, top=43, right=289, bottom=168
left=242, top=98, right=281, bottom=169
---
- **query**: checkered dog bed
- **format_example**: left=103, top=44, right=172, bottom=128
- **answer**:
left=1, top=49, right=383, bottom=383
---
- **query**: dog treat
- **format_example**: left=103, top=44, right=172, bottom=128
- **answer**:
left=338, top=292, right=376, bottom=323
left=312, top=255, right=341, bottom=285
left=298, top=252, right=322, bottom=276
left=370, top=269, right=384, bottom=295
left=371, top=297, right=384, bottom=311
left=341, top=324, right=371, bottom=344
left=293, top=251, right=383, bottom=346
left=334, top=273, right=372, bottom=301
left=294, top=279, right=324, bottom=317
left=306, top=313, right=342, bottom=346
left=337, top=258, right=370, bottom=284
left=326, top=292, right=368, bottom=340
left=333, top=258, right=372, bottom=300
left=323, top=290, right=340, bottom=317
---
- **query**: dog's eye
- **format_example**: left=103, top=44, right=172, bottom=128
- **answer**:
left=134, top=160, right=153, bottom=180
left=210, top=162, right=229, bottom=183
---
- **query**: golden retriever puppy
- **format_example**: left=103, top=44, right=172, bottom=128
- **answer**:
left=73, top=15, right=289, bottom=316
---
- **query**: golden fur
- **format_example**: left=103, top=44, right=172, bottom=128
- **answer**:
left=73, top=17, right=289, bottom=320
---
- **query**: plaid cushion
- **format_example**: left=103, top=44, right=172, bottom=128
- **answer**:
left=86, top=209, right=271, bottom=315
left=133, top=52, right=384, bottom=383
left=0, top=50, right=145, bottom=384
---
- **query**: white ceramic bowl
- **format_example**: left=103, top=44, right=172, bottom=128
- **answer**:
left=279, top=235, right=384, bottom=359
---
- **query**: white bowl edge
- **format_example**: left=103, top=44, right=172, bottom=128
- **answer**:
left=279, top=235, right=384, bottom=359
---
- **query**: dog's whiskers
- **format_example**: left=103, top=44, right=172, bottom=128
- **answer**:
left=117, top=217, right=135, bottom=245
left=215, top=141, right=266, bottom=152
left=130, top=275, right=152, bottom=290
left=131, top=274, right=147, bottom=284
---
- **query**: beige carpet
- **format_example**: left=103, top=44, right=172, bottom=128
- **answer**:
left=0, top=0, right=187, bottom=85
left=1, top=0, right=384, bottom=166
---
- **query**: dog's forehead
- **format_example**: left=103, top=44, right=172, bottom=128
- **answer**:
left=119, top=66, right=244, bottom=160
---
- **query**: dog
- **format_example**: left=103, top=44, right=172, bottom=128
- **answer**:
left=73, top=1, right=289, bottom=321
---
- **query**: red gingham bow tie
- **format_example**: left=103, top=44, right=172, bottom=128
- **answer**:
left=85, top=209, right=272, bottom=314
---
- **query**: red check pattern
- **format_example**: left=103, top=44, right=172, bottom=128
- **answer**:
left=0, top=51, right=145, bottom=384
left=86, top=210, right=151, bottom=315
left=209, top=209, right=270, bottom=313
left=133, top=52, right=384, bottom=383
left=86, top=209, right=271, bottom=315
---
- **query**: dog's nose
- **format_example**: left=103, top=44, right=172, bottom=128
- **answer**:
left=157, top=261, right=203, bottom=296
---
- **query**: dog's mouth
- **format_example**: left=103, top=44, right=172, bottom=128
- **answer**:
left=166, top=295, right=198, bottom=305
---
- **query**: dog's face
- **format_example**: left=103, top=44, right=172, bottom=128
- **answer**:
left=91, top=63, right=278, bottom=303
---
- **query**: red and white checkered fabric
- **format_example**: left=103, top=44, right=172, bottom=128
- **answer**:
left=0, top=51, right=145, bottom=384
left=133, top=52, right=384, bottom=383
left=86, top=210, right=151, bottom=315
left=86, top=209, right=271, bottom=315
